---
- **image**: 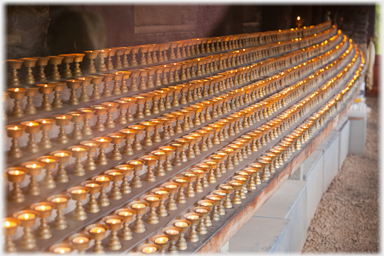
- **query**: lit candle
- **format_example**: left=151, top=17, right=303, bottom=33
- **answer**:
left=200, top=202, right=212, bottom=206
left=165, top=229, right=179, bottom=235
left=4, top=220, right=17, bottom=228
left=116, top=165, right=131, bottom=171
left=85, top=183, right=100, bottom=188
left=142, top=246, right=158, bottom=253
left=95, top=176, right=110, bottom=182
left=35, top=205, right=52, bottom=211
left=154, top=237, right=169, bottom=244
left=72, top=237, right=89, bottom=244
left=154, top=190, right=168, bottom=195
left=8, top=170, right=24, bottom=175
left=174, top=221, right=188, bottom=228
left=107, top=171, right=120, bottom=176
left=26, top=122, right=39, bottom=127
left=54, top=152, right=69, bottom=157
left=166, top=185, right=177, bottom=189
left=89, top=227, right=105, bottom=233
left=25, top=163, right=40, bottom=169
left=41, top=157, right=56, bottom=163
left=175, top=178, right=187, bottom=183
left=17, top=213, right=35, bottom=220
left=51, top=197, right=68, bottom=203
left=238, top=171, right=249, bottom=176
left=8, top=126, right=19, bottom=130
left=118, top=211, right=133, bottom=217
left=195, top=208, right=208, bottom=213
left=71, top=189, right=87, bottom=194
left=146, top=196, right=159, bottom=202
left=132, top=203, right=146, bottom=209
left=83, top=142, right=97, bottom=147
left=72, top=147, right=86, bottom=152
left=106, top=219, right=121, bottom=224
left=186, top=214, right=199, bottom=220
left=53, top=247, right=72, bottom=254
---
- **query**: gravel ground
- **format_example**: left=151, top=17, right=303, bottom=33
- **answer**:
left=302, top=96, right=379, bottom=253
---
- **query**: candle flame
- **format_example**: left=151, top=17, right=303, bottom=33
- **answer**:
left=97, top=229, right=101, bottom=233
left=5, top=221, right=10, bottom=227
left=15, top=171, right=19, bottom=175
left=297, top=16, right=301, bottom=21
left=24, top=214, right=29, bottom=220
left=41, top=206, right=45, bottom=210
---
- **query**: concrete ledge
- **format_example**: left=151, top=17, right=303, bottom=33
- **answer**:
left=302, top=149, right=324, bottom=228
left=317, top=131, right=340, bottom=193
left=228, top=216, right=290, bottom=253
left=338, top=119, right=351, bottom=169
left=255, top=180, right=308, bottom=252
left=228, top=180, right=307, bottom=253
left=348, top=102, right=367, bottom=155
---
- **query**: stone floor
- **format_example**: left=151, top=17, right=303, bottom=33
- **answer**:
left=302, top=96, right=379, bottom=253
